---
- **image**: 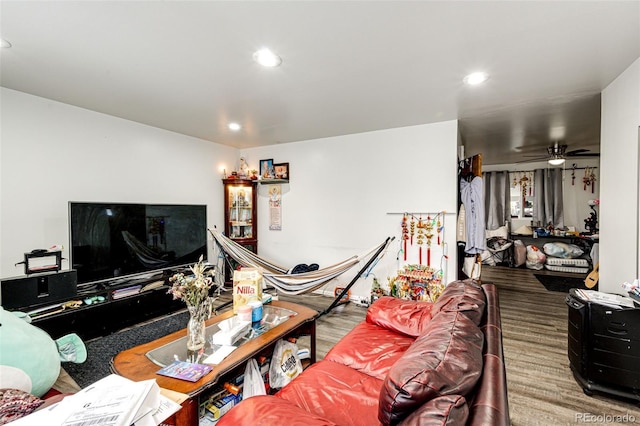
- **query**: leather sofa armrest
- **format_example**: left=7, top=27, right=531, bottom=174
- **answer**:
left=399, top=394, right=469, bottom=426
left=466, top=284, right=509, bottom=426
left=366, top=296, right=433, bottom=337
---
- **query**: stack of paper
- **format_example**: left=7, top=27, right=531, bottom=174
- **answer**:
left=12, top=374, right=182, bottom=426
left=575, top=289, right=635, bottom=309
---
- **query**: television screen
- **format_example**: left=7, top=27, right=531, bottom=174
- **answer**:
left=69, top=202, right=207, bottom=285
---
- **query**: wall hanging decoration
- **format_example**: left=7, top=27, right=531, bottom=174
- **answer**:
left=416, top=217, right=425, bottom=265
left=388, top=210, right=448, bottom=279
left=384, top=211, right=449, bottom=303
left=425, top=215, right=434, bottom=266
left=401, top=214, right=409, bottom=261
left=268, top=185, right=282, bottom=230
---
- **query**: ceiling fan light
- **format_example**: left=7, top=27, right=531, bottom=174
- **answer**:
left=463, top=72, right=488, bottom=85
left=548, top=158, right=565, bottom=166
left=253, top=48, right=282, bottom=67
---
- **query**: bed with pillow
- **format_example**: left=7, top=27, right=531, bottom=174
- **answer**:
left=543, top=242, right=590, bottom=274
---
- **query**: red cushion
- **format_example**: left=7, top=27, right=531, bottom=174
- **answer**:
left=378, top=311, right=484, bottom=425
left=366, top=296, right=434, bottom=337
left=324, top=321, right=415, bottom=379
left=276, top=361, right=384, bottom=426
left=217, top=395, right=338, bottom=426
left=399, top=394, right=469, bottom=426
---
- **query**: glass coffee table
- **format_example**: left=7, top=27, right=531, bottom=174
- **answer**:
left=146, top=304, right=300, bottom=367
left=111, top=300, right=317, bottom=426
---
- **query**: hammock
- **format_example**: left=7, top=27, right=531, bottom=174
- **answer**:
left=209, top=228, right=393, bottom=295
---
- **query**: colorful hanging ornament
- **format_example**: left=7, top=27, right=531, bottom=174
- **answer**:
left=436, top=216, right=442, bottom=246
left=401, top=214, right=409, bottom=261
left=583, top=168, right=589, bottom=191
left=589, top=169, right=596, bottom=193
left=425, top=216, right=434, bottom=266
left=571, top=164, right=576, bottom=186
left=519, top=173, right=529, bottom=199
left=416, top=217, right=425, bottom=265
left=410, top=216, right=416, bottom=246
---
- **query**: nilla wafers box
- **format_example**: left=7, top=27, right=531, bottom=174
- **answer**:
left=232, top=268, right=263, bottom=313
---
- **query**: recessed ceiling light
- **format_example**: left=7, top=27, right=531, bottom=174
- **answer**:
left=1, top=39, right=12, bottom=48
left=228, top=122, right=241, bottom=131
left=253, top=48, right=282, bottom=67
left=463, top=72, right=488, bottom=85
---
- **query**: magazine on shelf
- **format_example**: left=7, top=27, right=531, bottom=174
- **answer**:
left=156, top=361, right=213, bottom=382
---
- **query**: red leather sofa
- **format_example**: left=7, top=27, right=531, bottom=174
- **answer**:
left=219, top=279, right=509, bottom=425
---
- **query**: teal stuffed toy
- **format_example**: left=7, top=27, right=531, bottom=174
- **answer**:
left=0, top=306, right=86, bottom=397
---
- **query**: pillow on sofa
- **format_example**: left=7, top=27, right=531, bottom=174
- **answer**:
left=366, top=296, right=434, bottom=338
left=430, top=279, right=486, bottom=326
left=398, top=394, right=468, bottom=426
left=378, top=311, right=484, bottom=426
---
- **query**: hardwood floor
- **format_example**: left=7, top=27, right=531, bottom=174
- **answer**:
left=279, top=267, right=640, bottom=425
left=481, top=266, right=639, bottom=425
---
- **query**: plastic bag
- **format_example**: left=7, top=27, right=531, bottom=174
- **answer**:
left=242, top=358, right=266, bottom=399
left=269, top=339, right=303, bottom=389
left=525, top=245, right=546, bottom=270
left=543, top=242, right=584, bottom=259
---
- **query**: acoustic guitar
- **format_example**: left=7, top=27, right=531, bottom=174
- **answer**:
left=585, top=262, right=599, bottom=289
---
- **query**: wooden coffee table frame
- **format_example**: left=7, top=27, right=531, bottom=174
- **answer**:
left=111, top=300, right=317, bottom=425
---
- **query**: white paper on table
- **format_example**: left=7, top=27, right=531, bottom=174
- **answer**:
left=203, top=345, right=237, bottom=364
left=10, top=374, right=170, bottom=426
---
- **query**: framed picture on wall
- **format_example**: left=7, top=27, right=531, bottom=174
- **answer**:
left=260, top=159, right=274, bottom=178
left=274, top=162, right=289, bottom=180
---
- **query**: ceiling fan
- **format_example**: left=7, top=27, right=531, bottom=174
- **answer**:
left=518, top=142, right=600, bottom=165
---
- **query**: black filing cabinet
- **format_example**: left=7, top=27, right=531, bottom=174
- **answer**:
left=566, top=289, right=640, bottom=402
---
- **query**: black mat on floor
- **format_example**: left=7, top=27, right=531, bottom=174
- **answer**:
left=64, top=309, right=189, bottom=388
left=534, top=273, right=588, bottom=293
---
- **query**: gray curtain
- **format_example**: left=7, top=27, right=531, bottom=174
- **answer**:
left=533, top=168, right=564, bottom=228
left=482, top=171, right=511, bottom=230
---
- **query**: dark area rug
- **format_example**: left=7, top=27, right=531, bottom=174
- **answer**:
left=533, top=273, right=592, bottom=293
left=64, top=309, right=189, bottom=388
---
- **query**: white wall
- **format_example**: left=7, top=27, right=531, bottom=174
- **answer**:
left=600, top=57, right=640, bottom=293
left=240, top=121, right=459, bottom=302
left=0, top=88, right=238, bottom=278
left=484, top=159, right=600, bottom=233
left=1, top=88, right=459, bottom=303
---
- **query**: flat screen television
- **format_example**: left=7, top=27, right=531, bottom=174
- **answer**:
left=69, top=202, right=207, bottom=285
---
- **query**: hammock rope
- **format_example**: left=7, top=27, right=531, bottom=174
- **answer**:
left=208, top=228, right=393, bottom=295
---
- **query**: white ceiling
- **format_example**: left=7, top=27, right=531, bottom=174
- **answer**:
left=1, top=1, right=638, bottom=165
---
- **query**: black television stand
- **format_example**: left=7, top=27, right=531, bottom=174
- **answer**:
left=29, top=273, right=185, bottom=341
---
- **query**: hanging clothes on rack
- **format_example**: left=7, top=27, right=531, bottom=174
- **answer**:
left=458, top=154, right=485, bottom=255
left=460, top=175, right=485, bottom=254
left=458, top=154, right=484, bottom=281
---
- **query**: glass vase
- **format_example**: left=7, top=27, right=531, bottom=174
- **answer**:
left=186, top=298, right=212, bottom=352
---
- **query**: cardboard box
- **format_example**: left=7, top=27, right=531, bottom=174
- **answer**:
left=232, top=268, right=263, bottom=313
